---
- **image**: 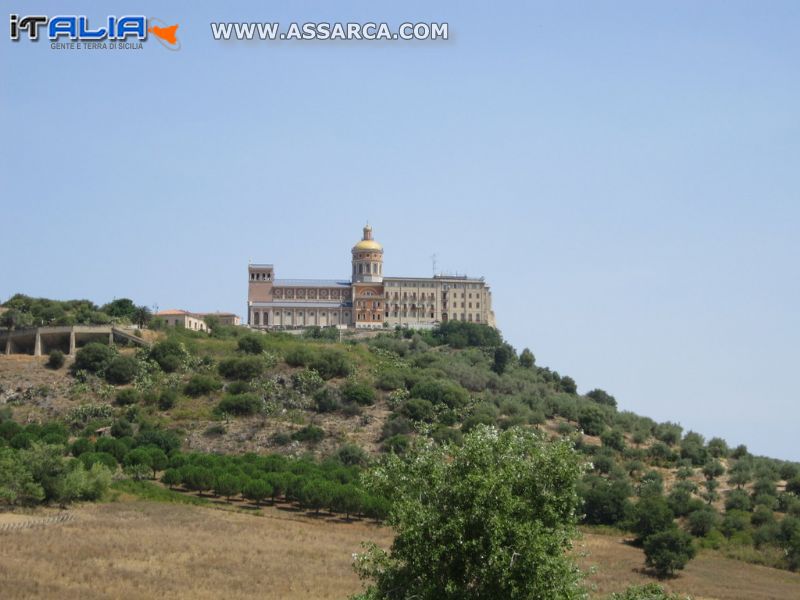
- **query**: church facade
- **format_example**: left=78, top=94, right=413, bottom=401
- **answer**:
left=247, top=224, right=495, bottom=330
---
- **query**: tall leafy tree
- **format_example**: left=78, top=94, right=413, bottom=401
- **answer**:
left=352, top=426, right=584, bottom=600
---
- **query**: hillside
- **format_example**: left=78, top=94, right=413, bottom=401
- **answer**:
left=2, top=318, right=800, bottom=595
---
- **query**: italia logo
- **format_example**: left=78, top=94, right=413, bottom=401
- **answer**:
left=9, top=15, right=181, bottom=50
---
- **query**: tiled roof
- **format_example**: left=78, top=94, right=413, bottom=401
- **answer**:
left=156, top=309, right=190, bottom=316
left=274, top=279, right=351, bottom=288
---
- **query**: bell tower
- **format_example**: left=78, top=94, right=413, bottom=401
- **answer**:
left=351, top=223, right=385, bottom=328
left=351, top=223, right=383, bottom=283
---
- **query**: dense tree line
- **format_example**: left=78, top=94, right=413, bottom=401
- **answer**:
left=1, top=294, right=152, bottom=328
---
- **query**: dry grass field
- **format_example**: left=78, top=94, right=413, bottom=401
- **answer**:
left=577, top=531, right=800, bottom=599
left=2, top=498, right=799, bottom=599
left=0, top=499, right=391, bottom=600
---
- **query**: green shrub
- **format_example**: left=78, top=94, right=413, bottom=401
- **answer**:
left=411, top=378, right=468, bottom=409
left=284, top=346, right=314, bottom=367
left=158, top=388, right=179, bottom=411
left=376, top=369, right=406, bottom=391
left=149, top=340, right=188, bottom=373
left=115, top=388, right=139, bottom=406
left=341, top=380, right=376, bottom=406
left=184, top=374, right=223, bottom=397
left=431, top=426, right=463, bottom=446
left=238, top=334, right=266, bottom=354
left=336, top=443, right=368, bottom=467
left=226, top=381, right=250, bottom=395
left=216, top=393, right=262, bottom=416
left=292, top=369, right=325, bottom=395
left=382, top=416, right=413, bottom=439
left=70, top=437, right=93, bottom=457
left=721, top=509, right=751, bottom=538
left=382, top=434, right=411, bottom=454
left=218, top=357, right=264, bottom=380
left=110, top=419, right=133, bottom=438
left=313, top=387, right=341, bottom=413
left=105, top=355, right=138, bottom=384
left=462, top=411, right=496, bottom=433
left=610, top=583, right=688, bottom=599
left=578, top=404, right=607, bottom=436
left=271, top=431, right=292, bottom=446
left=74, top=343, right=116, bottom=374
left=580, top=475, right=632, bottom=526
left=291, top=425, right=324, bottom=443
left=134, top=429, right=180, bottom=454
left=601, top=428, right=626, bottom=451
left=401, top=398, right=435, bottom=422
left=47, top=350, right=65, bottom=369
left=309, top=348, right=352, bottom=379
left=79, top=451, right=118, bottom=471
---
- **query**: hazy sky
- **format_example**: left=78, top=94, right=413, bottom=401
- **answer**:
left=2, top=2, right=798, bottom=461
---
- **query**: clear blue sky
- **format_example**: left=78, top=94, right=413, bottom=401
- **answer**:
left=2, top=2, right=798, bottom=461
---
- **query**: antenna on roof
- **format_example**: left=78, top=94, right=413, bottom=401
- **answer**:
left=430, top=253, right=438, bottom=277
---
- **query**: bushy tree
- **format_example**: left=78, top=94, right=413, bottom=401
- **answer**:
left=491, top=344, right=516, bottom=375
left=680, top=431, right=707, bottom=466
left=586, top=388, right=617, bottom=408
left=47, top=350, right=65, bottom=369
left=519, top=348, right=535, bottom=368
left=687, top=507, right=719, bottom=537
left=148, top=339, right=188, bottom=373
left=630, top=495, right=674, bottom=542
left=728, top=460, right=752, bottom=489
left=578, top=404, right=607, bottom=436
left=242, top=478, right=272, bottom=505
left=238, top=334, right=266, bottom=354
left=702, top=459, right=725, bottom=481
left=643, top=529, right=696, bottom=578
left=102, top=298, right=137, bottom=320
left=653, top=422, right=682, bottom=446
left=73, top=343, right=116, bottom=374
left=707, top=437, right=729, bottom=458
left=213, top=473, right=242, bottom=500
left=161, top=468, right=182, bottom=489
left=353, top=426, right=585, bottom=600
left=0, top=448, right=45, bottom=505
left=580, top=475, right=632, bottom=526
left=601, top=428, right=626, bottom=451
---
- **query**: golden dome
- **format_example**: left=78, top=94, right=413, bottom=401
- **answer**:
left=353, top=223, right=383, bottom=252
left=353, top=239, right=383, bottom=251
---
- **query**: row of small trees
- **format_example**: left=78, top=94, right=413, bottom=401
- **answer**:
left=158, top=452, right=388, bottom=520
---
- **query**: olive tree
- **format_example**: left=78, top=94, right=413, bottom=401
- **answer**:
left=352, top=426, right=585, bottom=600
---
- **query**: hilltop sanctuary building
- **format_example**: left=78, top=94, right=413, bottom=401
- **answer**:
left=247, top=225, right=495, bottom=330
